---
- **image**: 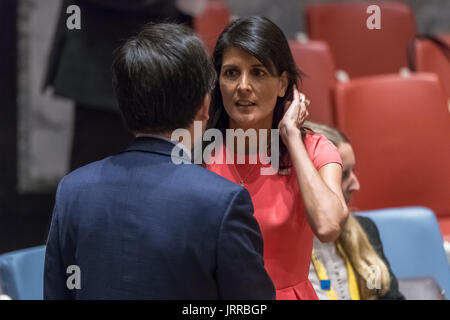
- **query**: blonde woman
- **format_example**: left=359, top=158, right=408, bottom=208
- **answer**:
left=306, top=121, right=405, bottom=300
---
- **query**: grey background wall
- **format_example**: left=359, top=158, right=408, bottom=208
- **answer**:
left=18, top=0, right=73, bottom=194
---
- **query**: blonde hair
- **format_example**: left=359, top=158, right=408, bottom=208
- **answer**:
left=305, top=121, right=390, bottom=299
left=337, top=215, right=390, bottom=299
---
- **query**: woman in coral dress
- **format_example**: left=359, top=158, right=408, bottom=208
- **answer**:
left=205, top=16, right=349, bottom=299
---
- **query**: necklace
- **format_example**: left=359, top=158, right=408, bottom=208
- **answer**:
left=226, top=135, right=268, bottom=187
left=231, top=162, right=259, bottom=187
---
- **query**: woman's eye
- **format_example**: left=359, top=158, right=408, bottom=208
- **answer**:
left=342, top=170, right=350, bottom=179
left=253, top=69, right=266, bottom=77
left=223, top=69, right=238, bottom=78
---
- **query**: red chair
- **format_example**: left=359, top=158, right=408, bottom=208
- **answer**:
left=440, top=34, right=450, bottom=45
left=413, top=38, right=450, bottom=99
left=334, top=73, right=450, bottom=238
left=289, top=40, right=337, bottom=126
left=194, top=1, right=230, bottom=53
left=306, top=2, right=417, bottom=77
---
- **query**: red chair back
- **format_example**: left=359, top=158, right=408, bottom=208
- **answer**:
left=440, top=35, right=450, bottom=45
left=334, top=73, right=450, bottom=237
left=194, top=1, right=230, bottom=53
left=414, top=39, right=450, bottom=99
left=306, top=2, right=417, bottom=77
left=289, top=40, right=337, bottom=126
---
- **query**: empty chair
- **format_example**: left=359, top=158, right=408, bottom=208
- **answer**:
left=194, top=1, right=230, bottom=53
left=356, top=207, right=450, bottom=299
left=410, top=36, right=450, bottom=99
left=0, top=245, right=45, bottom=300
left=305, top=1, right=417, bottom=77
left=289, top=40, right=337, bottom=126
left=334, top=73, right=450, bottom=238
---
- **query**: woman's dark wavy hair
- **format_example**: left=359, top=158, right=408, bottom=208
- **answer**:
left=207, top=16, right=307, bottom=168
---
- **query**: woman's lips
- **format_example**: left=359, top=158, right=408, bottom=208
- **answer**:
left=235, top=100, right=256, bottom=107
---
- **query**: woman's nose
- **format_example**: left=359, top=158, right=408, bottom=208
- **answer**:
left=237, top=72, right=251, bottom=92
left=349, top=172, right=360, bottom=192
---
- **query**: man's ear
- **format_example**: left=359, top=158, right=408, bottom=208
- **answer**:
left=278, top=72, right=288, bottom=98
left=195, top=94, right=211, bottom=121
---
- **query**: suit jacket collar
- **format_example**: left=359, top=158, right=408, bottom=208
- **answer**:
left=123, top=137, right=191, bottom=163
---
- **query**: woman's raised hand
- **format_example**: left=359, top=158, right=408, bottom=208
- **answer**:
left=278, top=86, right=309, bottom=144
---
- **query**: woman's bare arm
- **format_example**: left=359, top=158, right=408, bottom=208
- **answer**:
left=279, top=87, right=349, bottom=242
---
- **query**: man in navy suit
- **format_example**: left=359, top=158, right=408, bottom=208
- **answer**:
left=44, top=23, right=275, bottom=299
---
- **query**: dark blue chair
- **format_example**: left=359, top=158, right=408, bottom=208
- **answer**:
left=356, top=207, right=450, bottom=299
left=0, top=245, right=45, bottom=300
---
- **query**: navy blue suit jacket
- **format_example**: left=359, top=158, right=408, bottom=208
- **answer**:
left=44, top=137, right=275, bottom=299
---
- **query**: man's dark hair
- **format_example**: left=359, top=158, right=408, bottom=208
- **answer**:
left=112, top=23, right=216, bottom=134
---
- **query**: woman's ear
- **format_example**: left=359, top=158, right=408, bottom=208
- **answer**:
left=278, top=72, right=288, bottom=98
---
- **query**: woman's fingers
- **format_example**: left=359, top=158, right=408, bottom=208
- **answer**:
left=296, top=90, right=309, bottom=126
left=284, top=100, right=292, bottom=114
left=289, top=86, right=301, bottom=118
left=298, top=92, right=305, bottom=104
left=292, top=85, right=300, bottom=102
left=281, top=86, right=310, bottom=129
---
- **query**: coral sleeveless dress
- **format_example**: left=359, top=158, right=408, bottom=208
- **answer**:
left=206, top=133, right=342, bottom=300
